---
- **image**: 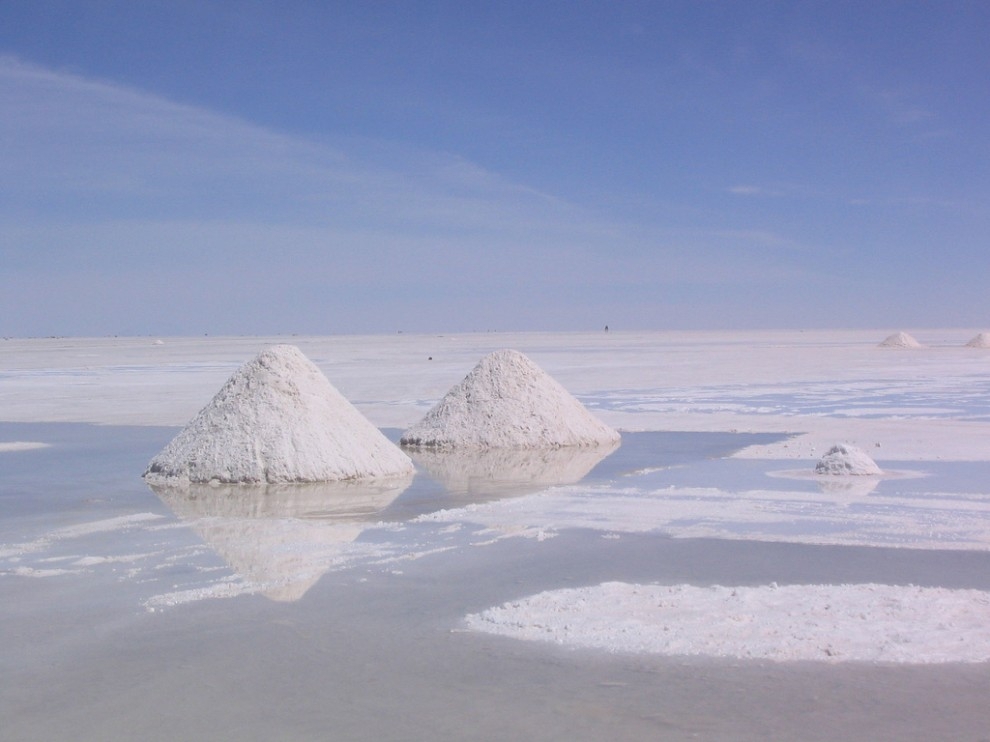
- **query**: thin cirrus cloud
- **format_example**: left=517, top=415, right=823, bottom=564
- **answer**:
left=0, top=55, right=571, bottom=232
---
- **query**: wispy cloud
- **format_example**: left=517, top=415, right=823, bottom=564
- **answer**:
left=0, top=56, right=576, bottom=234
left=0, top=56, right=818, bottom=334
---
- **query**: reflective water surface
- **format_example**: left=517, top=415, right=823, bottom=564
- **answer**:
left=3, top=423, right=990, bottom=741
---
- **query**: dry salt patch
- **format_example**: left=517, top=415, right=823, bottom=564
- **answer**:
left=144, top=344, right=413, bottom=483
left=815, top=443, right=883, bottom=476
left=465, top=581, right=990, bottom=663
left=879, top=331, right=923, bottom=348
left=400, top=349, right=620, bottom=449
left=966, top=332, right=990, bottom=348
left=0, top=441, right=49, bottom=452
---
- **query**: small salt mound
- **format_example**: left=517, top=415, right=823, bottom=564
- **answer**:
left=965, top=332, right=990, bottom=348
left=815, top=443, right=883, bottom=476
left=878, top=331, right=923, bottom=348
left=400, top=349, right=620, bottom=449
left=144, top=344, right=413, bottom=483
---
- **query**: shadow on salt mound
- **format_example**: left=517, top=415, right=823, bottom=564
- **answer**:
left=144, top=344, right=413, bottom=484
left=400, top=349, right=620, bottom=450
left=966, top=332, right=990, bottom=348
left=878, top=331, right=923, bottom=348
left=149, top=477, right=411, bottom=602
left=408, top=439, right=619, bottom=500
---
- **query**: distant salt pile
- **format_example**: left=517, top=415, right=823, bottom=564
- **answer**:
left=144, top=345, right=413, bottom=483
left=815, top=443, right=883, bottom=476
left=966, top=332, right=990, bottom=348
left=400, top=349, right=620, bottom=449
left=878, top=331, right=923, bottom=348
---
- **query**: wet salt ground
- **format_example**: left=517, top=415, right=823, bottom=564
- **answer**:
left=4, top=424, right=990, bottom=740
left=590, top=374, right=990, bottom=422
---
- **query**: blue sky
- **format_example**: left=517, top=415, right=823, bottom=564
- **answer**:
left=1, top=1, right=988, bottom=336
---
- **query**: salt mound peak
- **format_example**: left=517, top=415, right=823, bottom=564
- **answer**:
left=144, top=344, right=413, bottom=483
left=966, top=332, right=990, bottom=348
left=815, top=443, right=883, bottom=476
left=400, top=349, right=620, bottom=449
left=879, top=331, right=923, bottom=348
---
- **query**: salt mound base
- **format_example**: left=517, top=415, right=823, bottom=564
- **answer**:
left=400, top=349, right=620, bottom=449
left=966, top=332, right=990, bottom=348
left=144, top=344, right=414, bottom=483
left=879, top=331, right=923, bottom=348
left=815, top=443, right=883, bottom=476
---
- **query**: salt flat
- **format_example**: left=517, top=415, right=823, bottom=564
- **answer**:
left=2, top=330, right=990, bottom=740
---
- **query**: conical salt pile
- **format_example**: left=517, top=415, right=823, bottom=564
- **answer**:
left=966, top=332, right=990, bottom=348
left=400, top=349, right=620, bottom=449
left=879, top=331, right=923, bottom=348
left=815, top=443, right=883, bottom=476
left=144, top=345, right=413, bottom=483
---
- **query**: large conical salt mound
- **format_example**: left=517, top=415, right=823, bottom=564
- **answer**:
left=815, top=444, right=883, bottom=476
left=966, top=332, right=990, bottom=348
left=400, top=349, right=620, bottom=450
left=144, top=345, right=414, bottom=483
left=879, top=331, right=923, bottom=348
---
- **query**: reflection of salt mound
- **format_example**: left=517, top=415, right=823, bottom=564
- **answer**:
left=150, top=477, right=410, bottom=601
left=145, top=345, right=413, bottom=483
left=409, top=440, right=618, bottom=499
left=966, top=333, right=990, bottom=348
left=400, top=349, right=620, bottom=449
left=814, top=476, right=880, bottom=499
left=150, top=479, right=411, bottom=520
left=879, top=331, right=923, bottom=348
left=815, top=444, right=883, bottom=476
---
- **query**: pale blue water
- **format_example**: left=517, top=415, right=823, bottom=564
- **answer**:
left=3, top=423, right=990, bottom=741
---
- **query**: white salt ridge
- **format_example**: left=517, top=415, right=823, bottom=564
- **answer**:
left=400, top=349, right=620, bottom=449
left=466, top=581, right=990, bottom=663
left=144, top=345, right=413, bottom=483
left=966, top=332, right=990, bottom=348
left=815, top=443, right=883, bottom=476
left=879, top=331, right=923, bottom=348
left=0, top=441, right=49, bottom=452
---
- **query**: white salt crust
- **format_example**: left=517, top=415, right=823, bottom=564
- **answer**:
left=466, top=581, right=990, bottom=663
left=144, top=345, right=413, bottom=483
left=400, top=349, right=620, bottom=449
left=815, top=443, right=883, bottom=476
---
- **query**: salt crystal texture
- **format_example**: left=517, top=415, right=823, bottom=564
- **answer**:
left=879, top=331, right=923, bottom=348
left=966, top=332, right=990, bottom=348
left=400, top=349, right=620, bottom=449
left=815, top=443, right=883, bottom=476
left=144, top=345, right=413, bottom=483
